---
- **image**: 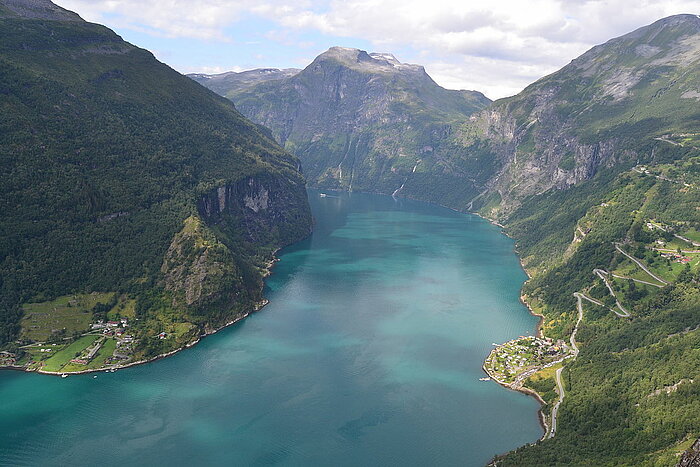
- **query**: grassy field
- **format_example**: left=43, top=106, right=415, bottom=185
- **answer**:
left=107, top=297, right=136, bottom=320
left=60, top=338, right=118, bottom=372
left=525, top=361, right=563, bottom=412
left=40, top=335, right=100, bottom=372
left=682, top=228, right=700, bottom=244
left=612, top=261, right=667, bottom=287
left=23, top=343, right=63, bottom=363
left=20, top=293, right=115, bottom=342
left=648, top=255, right=699, bottom=283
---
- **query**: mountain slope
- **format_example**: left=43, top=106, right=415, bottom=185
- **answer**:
left=0, top=0, right=312, bottom=362
left=468, top=14, right=700, bottom=219
left=192, top=47, right=492, bottom=207
left=190, top=68, right=300, bottom=98
left=486, top=15, right=700, bottom=465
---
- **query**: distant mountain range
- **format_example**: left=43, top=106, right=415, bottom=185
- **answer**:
left=193, top=16, right=700, bottom=220
left=190, top=68, right=301, bottom=97
left=190, top=47, right=493, bottom=208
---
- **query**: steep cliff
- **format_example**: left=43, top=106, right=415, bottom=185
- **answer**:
left=469, top=14, right=700, bottom=220
left=678, top=438, right=700, bottom=467
left=0, top=0, right=312, bottom=350
left=191, top=47, right=492, bottom=207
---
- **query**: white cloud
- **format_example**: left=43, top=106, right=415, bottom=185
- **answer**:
left=56, top=0, right=266, bottom=40
left=54, top=0, right=700, bottom=98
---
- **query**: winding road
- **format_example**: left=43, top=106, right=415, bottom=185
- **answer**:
left=544, top=240, right=677, bottom=439
left=593, top=269, right=631, bottom=317
left=614, top=243, right=670, bottom=285
left=548, top=366, right=565, bottom=439
left=547, top=293, right=584, bottom=439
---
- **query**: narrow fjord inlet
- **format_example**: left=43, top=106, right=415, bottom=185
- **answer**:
left=0, top=191, right=541, bottom=466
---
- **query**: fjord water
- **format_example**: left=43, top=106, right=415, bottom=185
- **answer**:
left=0, top=191, right=542, bottom=466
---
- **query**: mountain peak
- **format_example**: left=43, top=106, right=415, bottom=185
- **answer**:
left=0, top=0, right=82, bottom=21
left=654, top=13, right=700, bottom=26
left=314, top=46, right=425, bottom=74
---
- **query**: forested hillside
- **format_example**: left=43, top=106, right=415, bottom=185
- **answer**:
left=494, top=155, right=700, bottom=465
left=455, top=15, right=700, bottom=466
left=0, top=0, right=311, bottom=367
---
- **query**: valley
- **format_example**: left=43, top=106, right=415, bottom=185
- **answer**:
left=194, top=14, right=700, bottom=466
left=1, top=0, right=699, bottom=465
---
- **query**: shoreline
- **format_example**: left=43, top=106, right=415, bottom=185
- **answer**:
left=319, top=187, right=553, bottom=417
left=6, top=189, right=553, bottom=449
left=1, top=249, right=287, bottom=378
left=481, top=363, right=548, bottom=424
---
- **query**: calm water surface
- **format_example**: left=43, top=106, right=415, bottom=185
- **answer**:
left=0, top=190, right=542, bottom=466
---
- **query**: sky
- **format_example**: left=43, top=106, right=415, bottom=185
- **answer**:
left=54, top=0, right=700, bottom=99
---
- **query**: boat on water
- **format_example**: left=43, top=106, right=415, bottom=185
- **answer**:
left=61, top=374, right=68, bottom=378
left=479, top=377, right=490, bottom=381
left=320, top=193, right=328, bottom=197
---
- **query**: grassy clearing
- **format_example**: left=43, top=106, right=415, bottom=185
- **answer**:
left=613, top=261, right=666, bottom=286
left=107, top=297, right=136, bottom=320
left=682, top=228, right=700, bottom=244
left=648, top=255, right=700, bottom=283
left=40, top=335, right=99, bottom=372
left=61, top=338, right=118, bottom=372
left=644, top=435, right=698, bottom=467
left=20, top=293, right=115, bottom=342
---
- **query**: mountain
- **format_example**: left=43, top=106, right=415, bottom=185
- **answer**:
left=189, top=68, right=300, bottom=98
left=486, top=15, right=700, bottom=465
left=468, top=14, right=700, bottom=219
left=0, top=0, right=81, bottom=20
left=192, top=47, right=492, bottom=207
left=0, top=0, right=312, bottom=364
left=198, top=16, right=700, bottom=465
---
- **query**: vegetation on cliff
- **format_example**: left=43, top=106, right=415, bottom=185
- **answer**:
left=0, top=0, right=312, bottom=365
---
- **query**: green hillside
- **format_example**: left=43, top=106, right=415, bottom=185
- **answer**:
left=0, top=1, right=311, bottom=365
left=477, top=15, right=700, bottom=465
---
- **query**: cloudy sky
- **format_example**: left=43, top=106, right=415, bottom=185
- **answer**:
left=55, top=0, right=700, bottom=99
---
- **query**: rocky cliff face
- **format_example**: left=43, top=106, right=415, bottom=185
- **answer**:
left=189, top=68, right=300, bottom=99
left=161, top=173, right=313, bottom=315
left=678, top=439, right=700, bottom=467
left=162, top=216, right=240, bottom=309
left=469, top=14, right=700, bottom=220
left=192, top=47, right=492, bottom=207
left=197, top=173, right=313, bottom=247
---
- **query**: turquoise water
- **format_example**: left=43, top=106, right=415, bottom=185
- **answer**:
left=0, top=190, right=541, bottom=466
